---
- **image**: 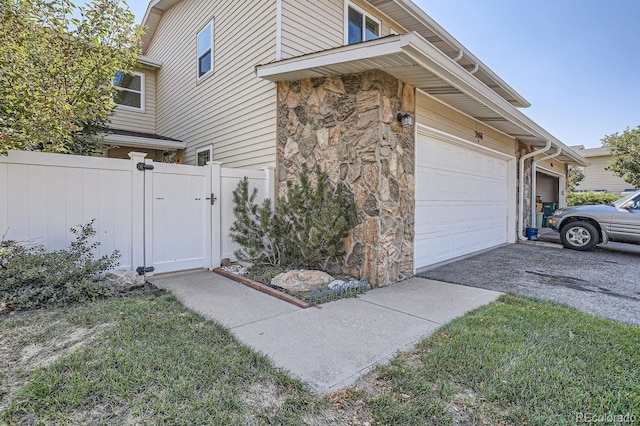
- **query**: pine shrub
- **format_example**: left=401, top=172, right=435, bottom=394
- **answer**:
left=0, top=221, right=120, bottom=311
left=229, top=178, right=281, bottom=266
left=230, top=166, right=355, bottom=271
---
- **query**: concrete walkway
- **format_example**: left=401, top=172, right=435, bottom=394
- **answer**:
left=150, top=271, right=501, bottom=394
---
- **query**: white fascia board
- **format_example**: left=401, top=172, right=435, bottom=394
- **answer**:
left=104, top=133, right=186, bottom=150
left=256, top=35, right=405, bottom=79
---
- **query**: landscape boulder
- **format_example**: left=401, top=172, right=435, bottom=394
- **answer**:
left=105, top=270, right=145, bottom=292
left=271, top=270, right=333, bottom=292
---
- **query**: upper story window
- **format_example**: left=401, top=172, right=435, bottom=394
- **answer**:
left=197, top=20, right=214, bottom=79
left=347, top=4, right=380, bottom=44
left=113, top=71, right=145, bottom=111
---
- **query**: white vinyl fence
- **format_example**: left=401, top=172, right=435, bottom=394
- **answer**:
left=0, top=150, right=274, bottom=275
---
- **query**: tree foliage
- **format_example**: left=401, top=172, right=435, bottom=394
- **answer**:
left=0, top=0, right=143, bottom=155
left=602, top=125, right=640, bottom=189
left=567, top=165, right=585, bottom=192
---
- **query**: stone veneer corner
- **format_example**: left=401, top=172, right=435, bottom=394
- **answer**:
left=276, top=70, right=415, bottom=287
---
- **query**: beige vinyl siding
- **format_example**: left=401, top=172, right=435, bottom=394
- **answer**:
left=281, top=0, right=343, bottom=58
left=575, top=155, right=633, bottom=193
left=109, top=68, right=156, bottom=134
left=280, top=0, right=405, bottom=60
left=416, top=91, right=516, bottom=156
left=146, top=0, right=277, bottom=169
left=537, top=158, right=565, bottom=175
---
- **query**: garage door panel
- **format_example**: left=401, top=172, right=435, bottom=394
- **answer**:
left=415, top=133, right=509, bottom=269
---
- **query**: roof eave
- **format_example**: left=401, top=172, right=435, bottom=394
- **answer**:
left=103, top=133, right=186, bottom=150
left=371, top=0, right=531, bottom=108
left=137, top=55, right=162, bottom=69
left=256, top=33, right=589, bottom=167
left=140, top=0, right=182, bottom=54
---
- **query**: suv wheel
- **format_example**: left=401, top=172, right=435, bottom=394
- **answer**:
left=559, top=221, right=599, bottom=251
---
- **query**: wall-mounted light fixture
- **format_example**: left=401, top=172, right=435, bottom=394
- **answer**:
left=397, top=112, right=413, bottom=128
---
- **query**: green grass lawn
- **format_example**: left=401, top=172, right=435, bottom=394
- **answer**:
left=1, top=290, right=638, bottom=425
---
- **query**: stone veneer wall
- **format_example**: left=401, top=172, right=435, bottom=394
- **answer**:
left=276, top=70, right=415, bottom=287
left=517, top=141, right=534, bottom=229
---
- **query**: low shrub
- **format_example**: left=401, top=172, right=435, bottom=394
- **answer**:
left=567, top=191, right=621, bottom=206
left=0, top=221, right=120, bottom=311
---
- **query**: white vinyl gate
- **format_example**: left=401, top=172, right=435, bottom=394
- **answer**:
left=148, top=162, right=211, bottom=274
left=0, top=150, right=274, bottom=276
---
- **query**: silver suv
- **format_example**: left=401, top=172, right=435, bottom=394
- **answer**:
left=547, top=190, right=640, bottom=250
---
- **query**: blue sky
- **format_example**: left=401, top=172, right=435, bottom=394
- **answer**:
left=120, top=0, right=639, bottom=148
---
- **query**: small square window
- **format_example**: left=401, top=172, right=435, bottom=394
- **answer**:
left=113, top=71, right=144, bottom=110
left=197, top=146, right=212, bottom=166
left=197, top=21, right=214, bottom=79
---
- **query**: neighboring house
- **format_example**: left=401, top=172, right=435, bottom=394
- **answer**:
left=572, top=145, right=637, bottom=194
left=110, top=0, right=588, bottom=286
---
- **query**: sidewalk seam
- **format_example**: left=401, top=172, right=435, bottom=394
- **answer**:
left=355, top=298, right=444, bottom=326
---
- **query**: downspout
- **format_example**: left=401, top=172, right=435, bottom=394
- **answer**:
left=531, top=146, right=562, bottom=228
left=518, top=141, right=551, bottom=241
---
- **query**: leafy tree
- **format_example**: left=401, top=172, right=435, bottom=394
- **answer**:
left=0, top=0, right=143, bottom=155
left=567, top=165, right=585, bottom=192
left=602, top=125, right=640, bottom=188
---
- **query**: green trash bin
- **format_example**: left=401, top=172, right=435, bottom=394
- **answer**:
left=542, top=202, right=556, bottom=216
left=542, top=202, right=556, bottom=228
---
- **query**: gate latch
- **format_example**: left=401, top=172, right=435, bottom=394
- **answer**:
left=136, top=266, right=155, bottom=276
left=136, top=162, right=154, bottom=171
left=206, top=193, right=217, bottom=205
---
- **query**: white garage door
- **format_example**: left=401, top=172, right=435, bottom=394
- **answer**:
left=415, top=130, right=509, bottom=269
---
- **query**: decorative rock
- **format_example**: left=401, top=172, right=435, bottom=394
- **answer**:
left=271, top=270, right=334, bottom=292
left=106, top=270, right=145, bottom=291
left=221, top=258, right=231, bottom=267
left=222, top=264, right=247, bottom=276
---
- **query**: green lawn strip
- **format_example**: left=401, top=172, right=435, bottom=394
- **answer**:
left=3, top=291, right=639, bottom=425
left=1, top=290, right=325, bottom=425
left=362, top=294, right=640, bottom=425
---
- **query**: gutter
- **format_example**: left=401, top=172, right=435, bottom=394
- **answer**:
left=518, top=141, right=551, bottom=241
left=531, top=146, right=562, bottom=230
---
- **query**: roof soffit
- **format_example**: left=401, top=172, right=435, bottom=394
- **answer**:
left=256, top=33, right=588, bottom=166
left=365, top=0, right=531, bottom=108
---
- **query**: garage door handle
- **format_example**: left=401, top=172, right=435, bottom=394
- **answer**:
left=206, top=193, right=217, bottom=205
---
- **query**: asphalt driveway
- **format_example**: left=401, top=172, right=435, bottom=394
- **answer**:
left=417, top=242, right=640, bottom=325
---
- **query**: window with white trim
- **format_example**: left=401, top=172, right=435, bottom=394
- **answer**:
left=197, top=20, right=214, bottom=79
left=196, top=145, right=212, bottom=166
left=113, top=71, right=144, bottom=111
left=347, top=3, right=380, bottom=44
